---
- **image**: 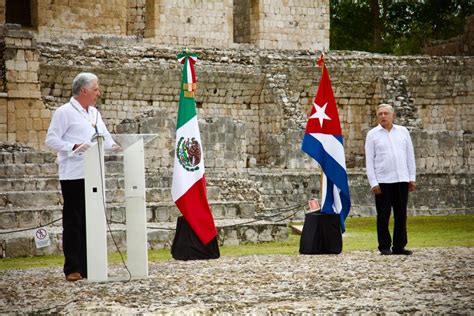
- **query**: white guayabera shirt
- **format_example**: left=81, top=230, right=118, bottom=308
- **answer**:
left=45, top=97, right=116, bottom=180
left=365, top=124, right=416, bottom=189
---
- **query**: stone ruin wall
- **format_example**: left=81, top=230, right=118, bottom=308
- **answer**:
left=233, top=0, right=329, bottom=51
left=4, top=39, right=467, bottom=215
left=233, top=0, right=253, bottom=44
left=33, top=0, right=128, bottom=44
left=128, top=0, right=146, bottom=38
left=253, top=0, right=329, bottom=51
left=37, top=46, right=474, bottom=172
left=0, top=25, right=42, bottom=147
left=144, top=0, right=234, bottom=48
left=0, top=29, right=472, bottom=216
left=0, top=0, right=330, bottom=51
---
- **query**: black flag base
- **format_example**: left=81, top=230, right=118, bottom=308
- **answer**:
left=299, top=211, right=342, bottom=255
left=171, top=216, right=220, bottom=261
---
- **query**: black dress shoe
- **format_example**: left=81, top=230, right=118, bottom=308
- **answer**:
left=379, top=249, right=392, bottom=255
left=392, top=249, right=413, bottom=255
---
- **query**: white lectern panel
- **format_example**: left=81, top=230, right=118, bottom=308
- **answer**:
left=124, top=138, right=148, bottom=278
left=84, top=141, right=108, bottom=282
left=83, top=134, right=157, bottom=282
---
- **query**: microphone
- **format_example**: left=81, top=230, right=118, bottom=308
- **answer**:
left=91, top=106, right=104, bottom=142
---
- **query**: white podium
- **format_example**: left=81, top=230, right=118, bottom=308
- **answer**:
left=84, top=133, right=157, bottom=282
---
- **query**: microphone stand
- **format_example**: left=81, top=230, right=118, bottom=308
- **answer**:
left=91, top=130, right=104, bottom=146
left=90, top=110, right=104, bottom=145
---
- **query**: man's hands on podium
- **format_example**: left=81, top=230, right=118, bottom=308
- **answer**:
left=69, top=143, right=91, bottom=157
left=111, top=144, right=122, bottom=153
left=70, top=143, right=121, bottom=155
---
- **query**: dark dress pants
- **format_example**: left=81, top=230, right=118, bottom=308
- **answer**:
left=60, top=179, right=87, bottom=278
left=375, top=182, right=409, bottom=252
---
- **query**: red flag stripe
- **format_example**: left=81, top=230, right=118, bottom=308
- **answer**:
left=304, top=66, right=342, bottom=135
left=174, top=176, right=217, bottom=245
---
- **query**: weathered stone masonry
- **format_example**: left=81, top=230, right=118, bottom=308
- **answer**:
left=0, top=0, right=330, bottom=51
left=27, top=40, right=473, bottom=215
left=0, top=2, right=472, bottom=258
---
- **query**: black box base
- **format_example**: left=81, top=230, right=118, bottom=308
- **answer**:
left=299, top=212, right=342, bottom=255
left=171, top=216, right=220, bottom=260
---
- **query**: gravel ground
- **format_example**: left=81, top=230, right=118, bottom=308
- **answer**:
left=1, top=247, right=473, bottom=314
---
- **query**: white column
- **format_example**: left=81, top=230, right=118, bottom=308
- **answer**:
left=84, top=141, right=108, bottom=282
left=124, top=138, right=149, bottom=278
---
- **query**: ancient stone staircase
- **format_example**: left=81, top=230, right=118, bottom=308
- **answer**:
left=0, top=149, right=288, bottom=258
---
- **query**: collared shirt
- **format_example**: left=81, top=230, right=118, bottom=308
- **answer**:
left=45, top=97, right=116, bottom=180
left=365, top=124, right=416, bottom=188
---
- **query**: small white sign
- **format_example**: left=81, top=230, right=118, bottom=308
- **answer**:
left=34, top=228, right=51, bottom=249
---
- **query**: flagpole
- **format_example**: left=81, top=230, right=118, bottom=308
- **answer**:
left=318, top=53, right=325, bottom=209
left=320, top=169, right=323, bottom=202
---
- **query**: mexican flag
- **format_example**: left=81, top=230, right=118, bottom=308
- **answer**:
left=171, top=51, right=217, bottom=245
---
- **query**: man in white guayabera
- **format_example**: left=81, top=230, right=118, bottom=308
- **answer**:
left=365, top=103, right=416, bottom=256
left=45, top=72, right=119, bottom=281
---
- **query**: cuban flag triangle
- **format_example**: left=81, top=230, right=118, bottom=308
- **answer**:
left=172, top=51, right=217, bottom=245
left=301, top=55, right=351, bottom=232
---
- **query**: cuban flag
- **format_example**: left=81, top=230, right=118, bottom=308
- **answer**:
left=301, top=56, right=351, bottom=232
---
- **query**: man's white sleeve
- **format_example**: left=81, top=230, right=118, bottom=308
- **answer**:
left=45, top=109, right=74, bottom=152
left=365, top=132, right=378, bottom=188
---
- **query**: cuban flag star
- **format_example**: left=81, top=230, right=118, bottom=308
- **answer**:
left=301, top=55, right=351, bottom=232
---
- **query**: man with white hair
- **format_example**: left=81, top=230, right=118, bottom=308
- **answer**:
left=365, top=103, right=416, bottom=256
left=45, top=72, right=119, bottom=281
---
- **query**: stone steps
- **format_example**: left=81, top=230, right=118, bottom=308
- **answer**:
left=0, top=151, right=289, bottom=258
left=0, top=183, right=246, bottom=206
left=0, top=199, right=257, bottom=229
left=0, top=219, right=289, bottom=258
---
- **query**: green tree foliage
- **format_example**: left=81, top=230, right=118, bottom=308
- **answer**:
left=330, top=0, right=474, bottom=55
left=330, top=0, right=374, bottom=52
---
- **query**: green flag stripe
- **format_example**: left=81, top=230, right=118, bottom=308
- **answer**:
left=176, top=58, right=197, bottom=129
left=176, top=90, right=196, bottom=129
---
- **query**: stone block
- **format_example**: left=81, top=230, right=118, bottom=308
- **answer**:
left=257, top=226, right=273, bottom=242
left=17, top=210, right=39, bottom=229
left=5, top=164, right=26, bottom=176
left=111, top=207, right=126, bottom=223
left=25, top=50, right=35, bottom=61
left=107, top=231, right=126, bottom=251
left=241, top=226, right=258, bottom=243
left=15, top=61, right=27, bottom=71
left=0, top=212, right=16, bottom=229
left=7, top=191, right=61, bottom=208
left=219, top=228, right=239, bottom=246
left=40, top=163, right=58, bottom=175
left=7, top=133, right=16, bottom=143
left=25, top=164, right=41, bottom=175
left=6, top=237, right=33, bottom=258
left=212, top=207, right=224, bottom=219
left=5, top=60, right=15, bottom=70
left=225, top=205, right=238, bottom=218
left=272, top=225, right=289, bottom=242
left=155, top=207, right=170, bottom=222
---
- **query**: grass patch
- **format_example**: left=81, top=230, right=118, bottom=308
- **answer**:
left=0, top=215, right=472, bottom=270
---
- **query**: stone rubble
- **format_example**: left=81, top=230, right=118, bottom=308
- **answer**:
left=0, top=247, right=472, bottom=314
